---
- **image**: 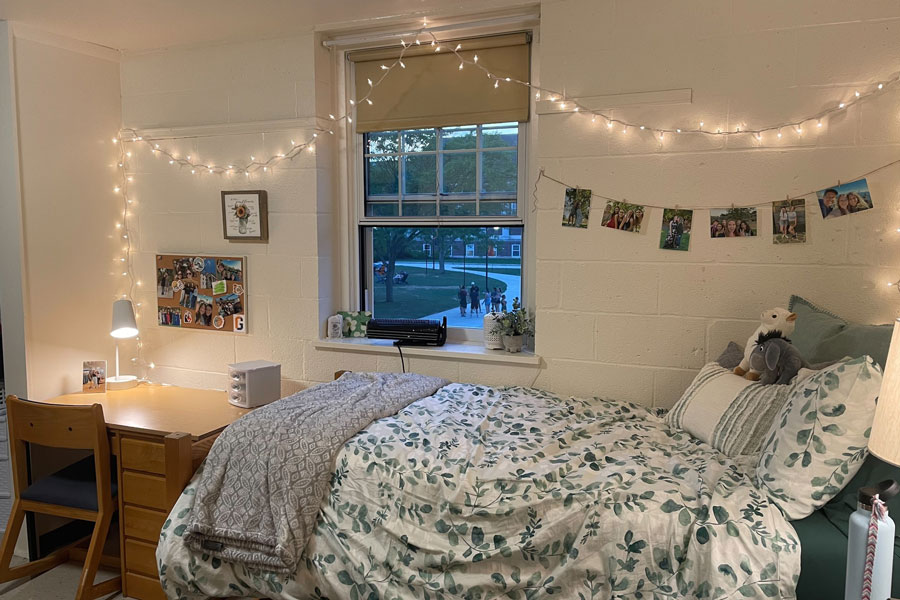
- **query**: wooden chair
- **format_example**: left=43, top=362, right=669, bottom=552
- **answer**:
left=0, top=395, right=122, bottom=600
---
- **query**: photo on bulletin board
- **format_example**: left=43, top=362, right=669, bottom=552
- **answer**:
left=82, top=360, right=107, bottom=394
left=156, top=254, right=247, bottom=334
left=222, top=190, right=268, bottom=241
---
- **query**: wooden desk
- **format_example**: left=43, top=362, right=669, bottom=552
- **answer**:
left=39, top=383, right=249, bottom=600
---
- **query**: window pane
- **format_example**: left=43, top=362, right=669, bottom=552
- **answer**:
left=366, top=201, right=399, bottom=217
left=441, top=125, right=477, bottom=150
left=479, top=201, right=518, bottom=216
left=481, top=150, right=518, bottom=194
left=402, top=129, right=437, bottom=152
left=482, top=124, right=518, bottom=148
left=403, top=155, right=436, bottom=195
left=366, top=155, right=399, bottom=196
left=440, top=200, right=476, bottom=216
left=366, top=131, right=399, bottom=154
left=369, top=226, right=523, bottom=329
left=402, top=201, right=436, bottom=216
left=442, top=153, right=476, bottom=194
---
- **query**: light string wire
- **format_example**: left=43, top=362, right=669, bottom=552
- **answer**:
left=531, top=155, right=900, bottom=212
left=111, top=136, right=151, bottom=377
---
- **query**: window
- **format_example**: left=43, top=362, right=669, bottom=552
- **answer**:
left=364, top=123, right=520, bottom=218
left=359, top=123, right=525, bottom=329
left=349, top=32, right=531, bottom=332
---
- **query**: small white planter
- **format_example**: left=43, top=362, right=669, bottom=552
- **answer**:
left=502, top=334, right=524, bottom=353
left=483, top=313, right=504, bottom=349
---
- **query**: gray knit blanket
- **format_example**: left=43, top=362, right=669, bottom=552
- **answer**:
left=183, top=372, right=448, bottom=573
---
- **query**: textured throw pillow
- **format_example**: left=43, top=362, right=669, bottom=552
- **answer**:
left=337, top=310, right=372, bottom=338
left=667, top=363, right=793, bottom=457
left=789, top=295, right=892, bottom=369
left=755, top=355, right=882, bottom=520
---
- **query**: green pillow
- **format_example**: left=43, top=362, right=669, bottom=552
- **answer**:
left=788, top=295, right=893, bottom=369
left=337, top=310, right=372, bottom=338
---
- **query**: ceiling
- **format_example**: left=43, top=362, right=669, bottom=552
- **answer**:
left=0, top=0, right=465, bottom=52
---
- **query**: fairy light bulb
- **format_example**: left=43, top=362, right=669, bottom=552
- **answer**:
left=113, top=186, right=120, bottom=193
left=474, top=54, right=479, bottom=63
left=381, top=64, right=389, bottom=70
left=659, top=132, right=664, bottom=140
left=607, top=120, right=613, bottom=129
left=878, top=83, right=884, bottom=90
left=699, top=121, right=704, bottom=128
left=367, top=78, right=373, bottom=87
left=111, top=137, right=117, bottom=143
left=676, top=128, right=682, bottom=133
left=855, top=90, right=861, bottom=97
left=366, top=98, right=373, bottom=105
left=399, top=60, right=405, bottom=69
left=349, top=99, right=355, bottom=105
left=455, top=44, right=461, bottom=51
left=494, top=80, right=499, bottom=89
left=839, top=102, right=846, bottom=108
left=776, top=130, right=782, bottom=138
left=817, top=120, right=822, bottom=128
left=458, top=63, right=464, bottom=70
left=639, top=126, right=645, bottom=130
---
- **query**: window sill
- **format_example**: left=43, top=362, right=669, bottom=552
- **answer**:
left=314, top=338, right=541, bottom=366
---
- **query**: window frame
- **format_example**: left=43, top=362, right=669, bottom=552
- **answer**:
left=511, top=243, right=521, bottom=258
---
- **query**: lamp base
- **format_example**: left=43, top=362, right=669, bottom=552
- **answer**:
left=107, top=375, right=138, bottom=391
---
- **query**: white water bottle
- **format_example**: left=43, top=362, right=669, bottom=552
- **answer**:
left=845, top=481, right=899, bottom=600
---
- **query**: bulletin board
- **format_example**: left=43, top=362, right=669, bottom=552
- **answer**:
left=156, top=254, right=247, bottom=333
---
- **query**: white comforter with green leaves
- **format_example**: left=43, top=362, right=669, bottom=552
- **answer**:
left=157, top=383, right=800, bottom=599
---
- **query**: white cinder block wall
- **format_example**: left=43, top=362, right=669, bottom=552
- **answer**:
left=120, top=0, right=900, bottom=406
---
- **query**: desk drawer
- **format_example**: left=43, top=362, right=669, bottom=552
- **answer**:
left=125, top=538, right=159, bottom=578
left=120, top=438, right=166, bottom=474
left=122, top=471, right=167, bottom=510
left=124, top=505, right=167, bottom=542
left=125, top=571, right=166, bottom=600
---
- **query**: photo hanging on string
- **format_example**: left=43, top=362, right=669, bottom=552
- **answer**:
left=600, top=201, right=645, bottom=233
left=710, top=207, right=758, bottom=238
left=772, top=198, right=807, bottom=244
left=659, top=209, right=693, bottom=251
left=815, top=178, right=873, bottom=219
left=562, top=187, right=591, bottom=228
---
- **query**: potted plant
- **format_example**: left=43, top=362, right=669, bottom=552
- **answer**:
left=490, top=297, right=534, bottom=353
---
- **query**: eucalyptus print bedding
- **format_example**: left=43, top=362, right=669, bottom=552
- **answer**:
left=158, top=383, right=801, bottom=599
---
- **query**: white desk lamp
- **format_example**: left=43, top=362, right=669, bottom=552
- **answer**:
left=108, top=298, right=139, bottom=390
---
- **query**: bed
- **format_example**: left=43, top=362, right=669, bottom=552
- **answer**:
left=157, top=382, right=801, bottom=599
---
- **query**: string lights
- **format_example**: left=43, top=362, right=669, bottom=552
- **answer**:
left=120, top=19, right=900, bottom=180
left=111, top=138, right=153, bottom=376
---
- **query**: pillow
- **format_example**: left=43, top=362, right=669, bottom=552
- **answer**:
left=755, top=355, right=881, bottom=520
left=789, top=295, right=892, bottom=369
left=716, top=341, right=744, bottom=370
left=667, top=363, right=793, bottom=457
left=337, top=310, right=372, bottom=338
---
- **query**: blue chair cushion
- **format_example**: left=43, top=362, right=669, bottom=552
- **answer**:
left=21, top=456, right=117, bottom=512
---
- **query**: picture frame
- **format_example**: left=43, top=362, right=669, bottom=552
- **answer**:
left=157, top=254, right=248, bottom=334
left=82, top=360, right=107, bottom=394
left=221, top=190, right=269, bottom=242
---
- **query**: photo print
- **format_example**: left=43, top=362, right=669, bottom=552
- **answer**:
left=159, top=306, right=182, bottom=327
left=710, top=207, right=757, bottom=238
left=157, top=267, right=175, bottom=299
left=601, top=201, right=645, bottom=233
left=82, top=360, right=107, bottom=394
left=562, top=187, right=592, bottom=229
left=660, top=209, right=693, bottom=251
left=195, top=294, right=214, bottom=326
left=215, top=259, right=242, bottom=282
left=216, top=293, right=243, bottom=317
left=772, top=199, right=807, bottom=244
left=173, top=257, right=193, bottom=280
left=816, top=178, right=873, bottom=219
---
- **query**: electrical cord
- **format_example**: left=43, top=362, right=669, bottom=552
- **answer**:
left=394, top=341, right=407, bottom=373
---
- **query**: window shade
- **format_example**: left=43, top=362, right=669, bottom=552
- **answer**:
left=349, top=33, right=530, bottom=133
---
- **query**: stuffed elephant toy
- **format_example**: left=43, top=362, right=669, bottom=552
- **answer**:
left=748, top=331, right=809, bottom=385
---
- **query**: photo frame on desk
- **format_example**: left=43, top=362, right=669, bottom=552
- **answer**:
left=82, top=360, right=107, bottom=393
left=221, top=190, right=268, bottom=242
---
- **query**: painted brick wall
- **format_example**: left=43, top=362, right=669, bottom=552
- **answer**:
left=121, top=1, right=900, bottom=406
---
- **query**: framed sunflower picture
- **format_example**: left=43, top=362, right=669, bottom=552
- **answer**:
left=221, top=190, right=269, bottom=242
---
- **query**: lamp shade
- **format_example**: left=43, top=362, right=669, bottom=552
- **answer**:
left=869, top=318, right=900, bottom=466
left=110, top=299, right=138, bottom=339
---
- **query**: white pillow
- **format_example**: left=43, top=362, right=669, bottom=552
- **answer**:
left=667, top=363, right=793, bottom=457
left=755, top=356, right=881, bottom=520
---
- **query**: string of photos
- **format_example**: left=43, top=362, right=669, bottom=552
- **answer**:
left=547, top=154, right=899, bottom=254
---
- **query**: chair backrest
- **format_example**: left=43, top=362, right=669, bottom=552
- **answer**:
left=4, top=395, right=113, bottom=510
